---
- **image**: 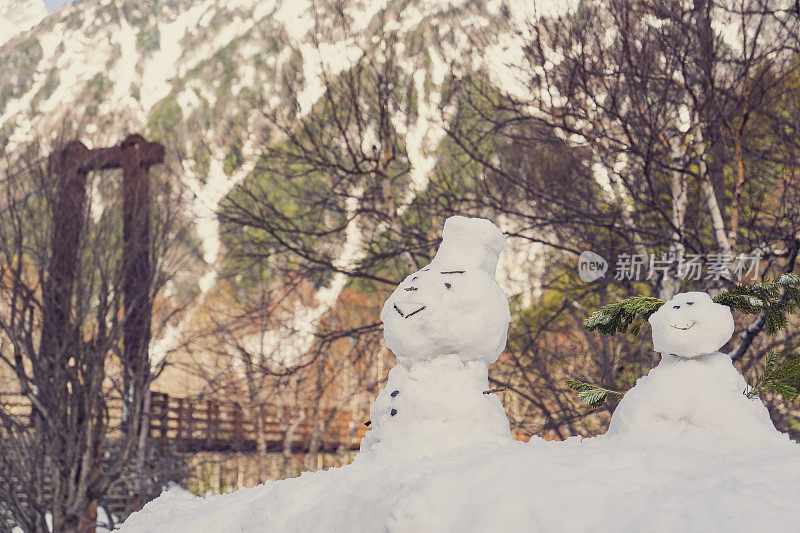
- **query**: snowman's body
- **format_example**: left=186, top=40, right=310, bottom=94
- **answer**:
left=608, top=292, right=782, bottom=442
left=360, top=355, right=511, bottom=457
left=359, top=216, right=513, bottom=459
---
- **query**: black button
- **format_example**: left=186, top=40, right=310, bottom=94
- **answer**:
left=390, top=390, right=399, bottom=397
left=390, top=408, right=397, bottom=416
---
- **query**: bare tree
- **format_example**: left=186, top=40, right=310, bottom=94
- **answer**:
left=440, top=0, right=800, bottom=435
left=0, top=131, right=183, bottom=532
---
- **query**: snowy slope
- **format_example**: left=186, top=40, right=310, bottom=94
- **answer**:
left=121, top=421, right=800, bottom=532
left=0, top=0, right=46, bottom=45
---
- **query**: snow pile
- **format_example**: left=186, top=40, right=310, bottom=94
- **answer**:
left=121, top=229, right=800, bottom=532
left=0, top=0, right=47, bottom=45
left=609, top=351, right=781, bottom=443
left=121, top=431, right=800, bottom=532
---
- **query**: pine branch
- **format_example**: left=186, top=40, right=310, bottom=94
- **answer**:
left=745, top=349, right=800, bottom=401
left=565, top=379, right=626, bottom=408
left=583, top=273, right=800, bottom=337
left=713, top=273, right=800, bottom=334
left=583, top=297, right=665, bottom=335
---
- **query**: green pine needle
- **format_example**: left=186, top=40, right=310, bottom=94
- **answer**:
left=712, top=273, right=800, bottom=334
left=583, top=296, right=665, bottom=335
left=583, top=273, right=800, bottom=337
left=745, top=349, right=800, bottom=401
left=565, top=379, right=626, bottom=408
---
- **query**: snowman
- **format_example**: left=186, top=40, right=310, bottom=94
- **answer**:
left=607, top=291, right=782, bottom=442
left=358, top=216, right=513, bottom=459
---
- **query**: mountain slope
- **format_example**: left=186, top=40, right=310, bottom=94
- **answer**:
left=0, top=0, right=537, bottom=376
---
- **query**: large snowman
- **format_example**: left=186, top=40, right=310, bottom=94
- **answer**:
left=359, top=216, right=513, bottom=458
left=608, top=291, right=783, bottom=442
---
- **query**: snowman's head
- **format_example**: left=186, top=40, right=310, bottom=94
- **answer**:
left=381, top=216, right=511, bottom=366
left=648, top=291, right=734, bottom=358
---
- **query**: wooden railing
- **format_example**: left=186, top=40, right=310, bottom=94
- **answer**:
left=0, top=392, right=364, bottom=453
left=147, top=392, right=363, bottom=452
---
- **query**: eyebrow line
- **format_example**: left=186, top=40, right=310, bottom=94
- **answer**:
left=440, top=270, right=465, bottom=274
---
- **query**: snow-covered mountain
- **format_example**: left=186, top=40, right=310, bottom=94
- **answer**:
left=0, top=0, right=47, bottom=45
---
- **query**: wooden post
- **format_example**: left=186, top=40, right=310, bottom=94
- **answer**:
left=233, top=405, right=242, bottom=444
left=63, top=134, right=164, bottom=513
left=118, top=134, right=163, bottom=404
left=187, top=399, right=195, bottom=442
left=46, top=142, right=92, bottom=532
left=42, top=141, right=90, bottom=410
left=206, top=399, right=216, bottom=447
left=132, top=386, right=152, bottom=511
left=160, top=394, right=170, bottom=443
left=176, top=398, right=185, bottom=443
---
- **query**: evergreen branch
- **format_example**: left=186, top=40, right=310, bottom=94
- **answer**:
left=583, top=296, right=665, bottom=335
left=745, top=349, right=800, bottom=401
left=713, top=273, right=800, bottom=334
left=565, top=379, right=626, bottom=408
left=583, top=274, right=800, bottom=338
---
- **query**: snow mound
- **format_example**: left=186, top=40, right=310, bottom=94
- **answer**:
left=121, top=431, right=800, bottom=532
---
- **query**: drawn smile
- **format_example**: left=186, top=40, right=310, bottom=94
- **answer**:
left=394, top=303, right=427, bottom=319
left=669, top=321, right=696, bottom=330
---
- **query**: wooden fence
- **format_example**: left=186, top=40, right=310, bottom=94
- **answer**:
left=147, top=392, right=363, bottom=453
left=0, top=392, right=363, bottom=453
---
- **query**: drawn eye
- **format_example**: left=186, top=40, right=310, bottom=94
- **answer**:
left=444, top=282, right=452, bottom=289
left=686, top=301, right=694, bottom=305
left=673, top=305, right=680, bottom=309
left=412, top=276, right=417, bottom=281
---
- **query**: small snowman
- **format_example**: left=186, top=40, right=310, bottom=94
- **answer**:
left=359, top=216, right=513, bottom=458
left=608, top=291, right=782, bottom=442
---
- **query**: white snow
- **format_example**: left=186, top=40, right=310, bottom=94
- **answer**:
left=400, top=48, right=447, bottom=194
left=381, top=216, right=509, bottom=365
left=649, top=292, right=735, bottom=358
left=149, top=140, right=259, bottom=367
left=138, top=2, right=209, bottom=112
left=108, top=16, right=138, bottom=111
left=0, top=0, right=46, bottom=46
left=295, top=39, right=363, bottom=117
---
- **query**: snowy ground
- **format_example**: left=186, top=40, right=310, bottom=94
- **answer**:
left=121, top=429, right=800, bottom=532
